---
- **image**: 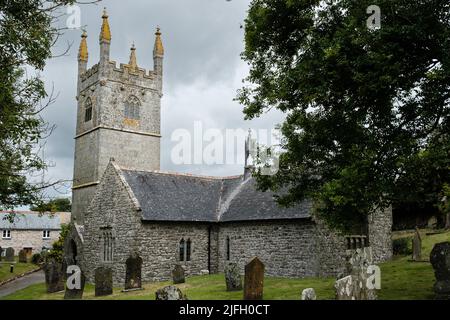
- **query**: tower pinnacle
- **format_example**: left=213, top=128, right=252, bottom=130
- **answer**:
left=99, top=8, right=111, bottom=42
left=78, top=30, right=88, bottom=62
left=153, top=27, right=164, bottom=56
left=128, top=43, right=138, bottom=71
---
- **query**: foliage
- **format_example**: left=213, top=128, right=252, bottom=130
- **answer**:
left=46, top=223, right=69, bottom=262
left=31, top=252, right=44, bottom=265
left=0, top=0, right=76, bottom=212
left=30, top=197, right=71, bottom=212
left=392, top=237, right=412, bottom=255
left=238, top=0, right=450, bottom=231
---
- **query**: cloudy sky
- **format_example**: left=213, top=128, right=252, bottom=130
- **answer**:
left=38, top=0, right=285, bottom=201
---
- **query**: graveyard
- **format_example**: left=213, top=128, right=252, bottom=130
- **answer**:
left=1, top=228, right=448, bottom=300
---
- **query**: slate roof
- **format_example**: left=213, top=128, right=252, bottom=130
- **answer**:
left=0, top=212, right=63, bottom=230
left=120, top=169, right=312, bottom=222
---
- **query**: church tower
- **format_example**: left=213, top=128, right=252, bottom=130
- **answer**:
left=72, top=9, right=164, bottom=224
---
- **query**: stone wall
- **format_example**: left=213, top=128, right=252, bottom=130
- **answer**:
left=217, top=220, right=330, bottom=278
left=368, top=206, right=393, bottom=263
left=82, top=162, right=142, bottom=286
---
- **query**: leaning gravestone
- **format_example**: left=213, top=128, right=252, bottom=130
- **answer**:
left=430, top=242, right=450, bottom=299
left=95, top=267, right=113, bottom=297
left=64, top=265, right=85, bottom=300
left=337, top=247, right=377, bottom=300
left=18, top=249, right=28, bottom=263
left=44, top=259, right=65, bottom=293
left=412, top=227, right=422, bottom=261
left=5, top=247, right=14, bottom=262
left=225, top=262, right=242, bottom=291
left=301, top=288, right=317, bottom=300
left=172, top=264, right=185, bottom=284
left=124, top=254, right=142, bottom=290
left=155, top=285, right=187, bottom=300
left=244, top=257, right=264, bottom=300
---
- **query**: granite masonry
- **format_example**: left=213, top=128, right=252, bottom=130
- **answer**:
left=65, top=10, right=393, bottom=287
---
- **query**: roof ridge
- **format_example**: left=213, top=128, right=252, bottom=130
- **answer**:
left=119, top=166, right=243, bottom=181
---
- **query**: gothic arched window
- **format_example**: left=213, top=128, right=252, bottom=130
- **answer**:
left=102, top=231, right=114, bottom=262
left=124, top=95, right=141, bottom=120
left=179, top=239, right=185, bottom=262
left=84, top=98, right=93, bottom=122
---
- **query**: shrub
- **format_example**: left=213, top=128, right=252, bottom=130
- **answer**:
left=31, top=253, right=43, bottom=265
left=393, top=237, right=413, bottom=255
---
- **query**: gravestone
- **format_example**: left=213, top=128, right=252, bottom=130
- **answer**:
left=155, top=285, right=187, bottom=300
left=244, top=257, right=264, bottom=300
left=5, top=247, right=14, bottom=262
left=427, top=216, right=438, bottom=229
left=0, top=246, right=2, bottom=262
left=172, top=264, right=185, bottom=284
left=225, top=262, right=242, bottom=291
left=44, top=259, right=65, bottom=293
left=95, top=267, right=113, bottom=297
left=18, top=249, right=28, bottom=263
left=301, top=288, right=316, bottom=300
left=412, top=228, right=422, bottom=261
left=338, top=247, right=377, bottom=300
left=430, top=242, right=450, bottom=299
left=64, top=265, right=86, bottom=300
left=124, top=254, right=142, bottom=290
left=335, top=275, right=355, bottom=300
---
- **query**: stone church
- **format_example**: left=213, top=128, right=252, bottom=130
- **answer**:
left=65, top=10, right=392, bottom=286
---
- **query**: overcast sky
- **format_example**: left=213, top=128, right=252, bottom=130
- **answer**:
left=38, top=0, right=285, bottom=201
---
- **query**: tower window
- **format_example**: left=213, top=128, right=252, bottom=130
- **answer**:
left=84, top=98, right=93, bottom=122
left=124, top=96, right=140, bottom=120
left=102, top=231, right=114, bottom=262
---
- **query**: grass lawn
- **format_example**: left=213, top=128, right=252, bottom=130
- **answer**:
left=2, top=229, right=449, bottom=300
left=0, top=258, right=40, bottom=283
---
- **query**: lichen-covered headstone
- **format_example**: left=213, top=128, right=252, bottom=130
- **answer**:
left=412, top=228, right=422, bottom=261
left=155, top=285, right=187, bottom=300
left=125, top=254, right=142, bottom=290
left=44, top=259, right=65, bottom=293
left=95, top=267, right=113, bottom=297
left=244, top=257, right=264, bottom=300
left=338, top=247, right=377, bottom=300
left=225, top=262, right=242, bottom=291
left=301, top=288, right=317, bottom=300
left=5, top=247, right=14, bottom=262
left=335, top=275, right=355, bottom=300
left=430, top=242, right=450, bottom=299
left=64, top=265, right=85, bottom=300
left=18, top=249, right=28, bottom=263
left=172, top=264, right=185, bottom=284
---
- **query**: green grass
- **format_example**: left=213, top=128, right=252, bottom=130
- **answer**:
left=2, top=229, right=449, bottom=300
left=0, top=258, right=40, bottom=283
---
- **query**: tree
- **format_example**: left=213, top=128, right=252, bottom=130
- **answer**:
left=238, top=0, right=450, bottom=231
left=0, top=1, right=87, bottom=213
left=30, top=197, right=71, bottom=212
